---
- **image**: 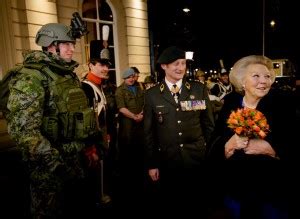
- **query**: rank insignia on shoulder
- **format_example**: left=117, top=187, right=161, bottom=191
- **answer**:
left=160, top=84, right=164, bottom=92
left=185, top=82, right=191, bottom=90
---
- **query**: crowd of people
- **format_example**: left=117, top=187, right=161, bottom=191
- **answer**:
left=2, top=20, right=293, bottom=218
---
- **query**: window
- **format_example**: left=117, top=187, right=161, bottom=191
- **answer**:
left=82, top=0, right=116, bottom=84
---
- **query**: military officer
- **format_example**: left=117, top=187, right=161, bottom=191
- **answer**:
left=144, top=46, right=215, bottom=213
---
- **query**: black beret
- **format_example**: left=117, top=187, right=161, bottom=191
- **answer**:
left=157, top=46, right=185, bottom=64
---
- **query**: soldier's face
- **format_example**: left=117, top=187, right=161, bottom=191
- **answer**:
left=134, top=73, right=140, bottom=81
left=58, top=42, right=75, bottom=62
left=124, top=75, right=136, bottom=85
left=90, top=62, right=109, bottom=79
left=162, top=59, right=186, bottom=83
left=220, top=74, right=229, bottom=84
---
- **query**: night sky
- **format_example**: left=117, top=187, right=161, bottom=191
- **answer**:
left=148, top=0, right=298, bottom=72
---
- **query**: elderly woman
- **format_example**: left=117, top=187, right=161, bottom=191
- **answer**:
left=208, top=55, right=292, bottom=160
left=207, top=55, right=292, bottom=219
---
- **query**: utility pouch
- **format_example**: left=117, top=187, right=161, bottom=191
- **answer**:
left=42, top=116, right=59, bottom=142
left=73, top=107, right=95, bottom=140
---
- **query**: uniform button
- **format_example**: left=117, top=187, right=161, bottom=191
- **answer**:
left=178, top=132, right=182, bottom=136
left=176, top=108, right=179, bottom=111
left=177, top=120, right=181, bottom=124
left=180, top=144, right=183, bottom=148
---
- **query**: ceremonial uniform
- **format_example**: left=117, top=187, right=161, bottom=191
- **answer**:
left=144, top=79, right=214, bottom=169
left=144, top=46, right=215, bottom=213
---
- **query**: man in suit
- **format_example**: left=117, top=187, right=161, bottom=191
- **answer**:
left=144, top=46, right=215, bottom=214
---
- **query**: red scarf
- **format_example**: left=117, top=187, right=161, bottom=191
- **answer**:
left=87, top=72, right=102, bottom=85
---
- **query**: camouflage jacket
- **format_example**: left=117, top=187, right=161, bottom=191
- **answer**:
left=6, top=50, right=86, bottom=176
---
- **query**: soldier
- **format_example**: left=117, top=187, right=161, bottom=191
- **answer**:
left=195, top=69, right=207, bottom=84
left=114, top=68, right=145, bottom=208
left=82, top=55, right=115, bottom=206
left=210, top=68, right=233, bottom=102
left=210, top=69, right=233, bottom=121
left=6, top=22, right=99, bottom=218
left=143, top=75, right=156, bottom=90
left=131, top=66, right=144, bottom=90
left=144, top=46, right=215, bottom=214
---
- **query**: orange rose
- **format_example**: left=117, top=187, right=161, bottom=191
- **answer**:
left=227, top=108, right=270, bottom=139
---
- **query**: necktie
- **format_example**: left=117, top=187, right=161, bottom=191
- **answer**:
left=171, top=84, right=180, bottom=102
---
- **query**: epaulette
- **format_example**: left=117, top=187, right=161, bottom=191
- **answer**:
left=185, top=81, right=191, bottom=90
left=160, top=84, right=164, bottom=93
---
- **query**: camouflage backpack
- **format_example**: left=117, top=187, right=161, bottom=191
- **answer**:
left=0, top=64, right=52, bottom=115
left=0, top=64, right=44, bottom=149
left=0, top=65, right=23, bottom=115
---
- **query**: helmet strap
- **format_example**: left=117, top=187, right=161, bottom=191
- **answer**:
left=53, top=41, right=60, bottom=56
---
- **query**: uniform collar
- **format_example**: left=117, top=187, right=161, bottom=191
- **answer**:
left=165, top=78, right=183, bottom=92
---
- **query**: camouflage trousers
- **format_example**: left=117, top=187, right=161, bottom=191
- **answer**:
left=28, top=157, right=86, bottom=218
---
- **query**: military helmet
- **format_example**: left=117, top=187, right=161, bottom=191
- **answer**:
left=35, top=23, right=75, bottom=47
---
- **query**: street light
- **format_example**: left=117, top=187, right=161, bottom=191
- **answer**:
left=270, top=20, right=276, bottom=28
left=183, top=7, right=190, bottom=13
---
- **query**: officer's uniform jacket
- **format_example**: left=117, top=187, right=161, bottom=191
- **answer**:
left=144, top=79, right=215, bottom=169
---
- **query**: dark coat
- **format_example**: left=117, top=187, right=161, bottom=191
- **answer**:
left=115, top=82, right=144, bottom=146
left=144, top=79, right=215, bottom=169
left=207, top=88, right=294, bottom=161
left=206, top=88, right=294, bottom=208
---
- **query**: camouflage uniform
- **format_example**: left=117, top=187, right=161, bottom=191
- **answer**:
left=6, top=50, right=90, bottom=218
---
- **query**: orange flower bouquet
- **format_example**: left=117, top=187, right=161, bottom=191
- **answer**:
left=227, top=108, right=270, bottom=139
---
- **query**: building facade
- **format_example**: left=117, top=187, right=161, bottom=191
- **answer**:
left=0, top=0, right=151, bottom=85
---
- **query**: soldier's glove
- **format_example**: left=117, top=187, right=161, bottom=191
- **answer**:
left=83, top=145, right=100, bottom=168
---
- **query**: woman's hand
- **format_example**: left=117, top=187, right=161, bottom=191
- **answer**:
left=225, top=134, right=249, bottom=158
left=148, top=168, right=159, bottom=181
left=244, top=138, right=276, bottom=158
